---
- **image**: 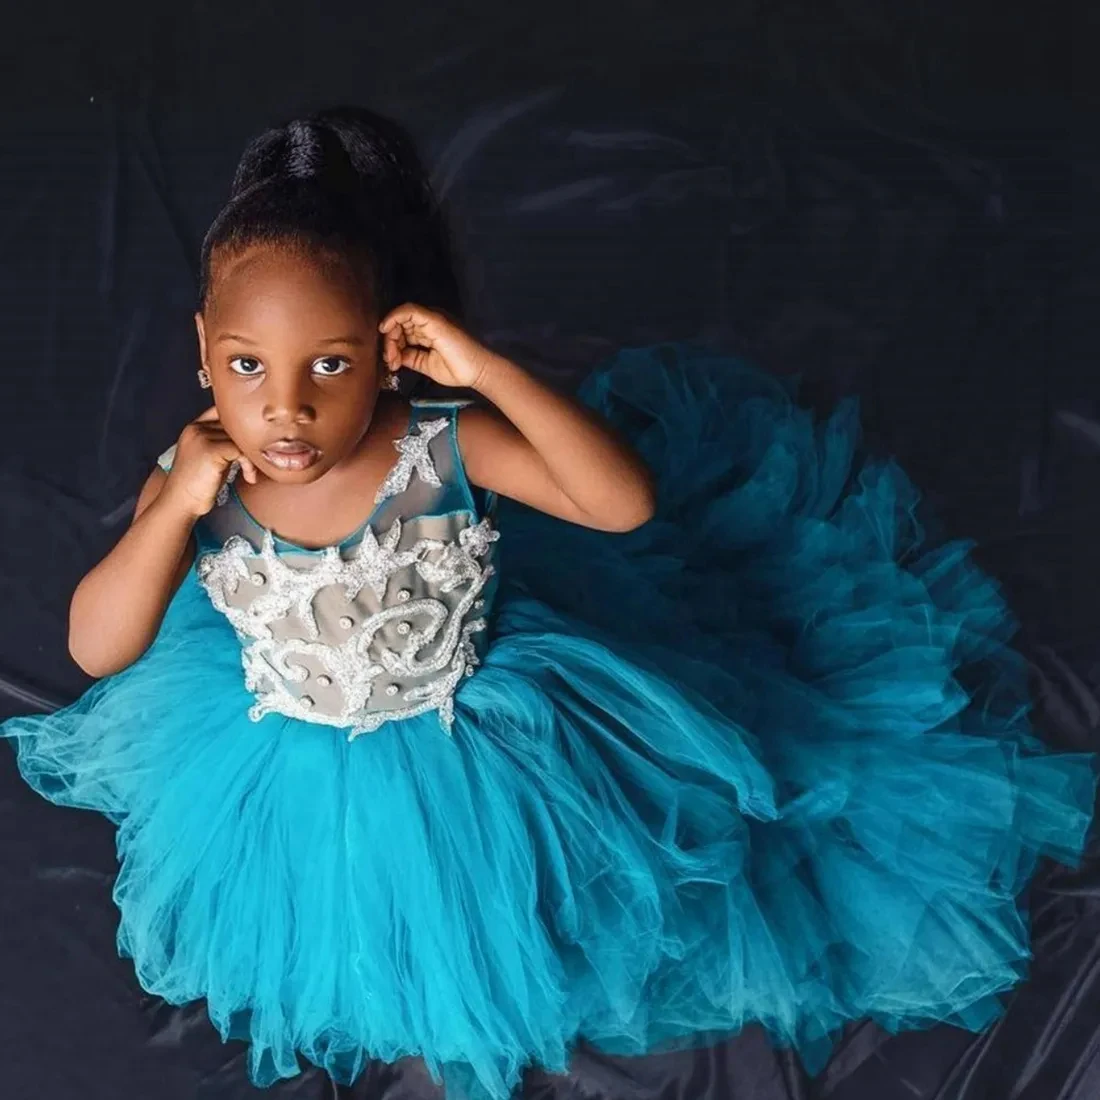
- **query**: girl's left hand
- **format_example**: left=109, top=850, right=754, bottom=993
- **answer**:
left=378, top=304, right=496, bottom=391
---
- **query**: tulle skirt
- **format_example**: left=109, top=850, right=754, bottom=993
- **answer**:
left=2, top=342, right=1095, bottom=1099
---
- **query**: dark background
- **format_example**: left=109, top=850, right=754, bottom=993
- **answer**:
left=1, top=2, right=1097, bottom=1098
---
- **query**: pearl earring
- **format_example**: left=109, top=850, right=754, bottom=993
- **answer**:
left=197, top=368, right=212, bottom=389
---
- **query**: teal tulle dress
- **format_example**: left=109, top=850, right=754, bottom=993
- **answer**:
left=1, top=342, right=1095, bottom=1099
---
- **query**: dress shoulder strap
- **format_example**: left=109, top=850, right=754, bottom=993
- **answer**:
left=371, top=398, right=489, bottom=525
left=412, top=397, right=497, bottom=521
left=156, top=444, right=177, bottom=473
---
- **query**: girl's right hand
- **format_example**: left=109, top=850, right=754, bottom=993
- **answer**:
left=162, top=407, right=259, bottom=518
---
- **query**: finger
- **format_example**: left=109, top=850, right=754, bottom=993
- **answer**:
left=213, top=439, right=244, bottom=465
left=237, top=454, right=259, bottom=484
left=381, top=329, right=407, bottom=367
left=382, top=319, right=416, bottom=347
left=196, top=426, right=233, bottom=445
left=206, top=436, right=253, bottom=480
left=380, top=307, right=440, bottom=341
left=397, top=346, right=433, bottom=374
left=378, top=303, right=427, bottom=332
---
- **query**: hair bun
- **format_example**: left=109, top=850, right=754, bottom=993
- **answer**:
left=228, top=119, right=359, bottom=201
left=283, top=119, right=321, bottom=179
left=285, top=120, right=359, bottom=195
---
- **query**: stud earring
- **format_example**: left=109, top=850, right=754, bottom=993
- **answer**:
left=197, top=367, right=212, bottom=389
left=381, top=371, right=400, bottom=392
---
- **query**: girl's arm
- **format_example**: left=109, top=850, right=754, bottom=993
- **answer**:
left=458, top=352, right=657, bottom=532
left=69, top=407, right=258, bottom=678
left=68, top=471, right=198, bottom=678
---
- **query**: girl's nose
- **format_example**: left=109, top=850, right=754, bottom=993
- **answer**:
left=263, top=382, right=316, bottom=426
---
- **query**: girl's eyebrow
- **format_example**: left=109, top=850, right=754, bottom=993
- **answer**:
left=215, top=333, right=366, bottom=347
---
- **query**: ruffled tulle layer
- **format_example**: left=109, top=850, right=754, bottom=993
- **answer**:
left=2, top=342, right=1095, bottom=1099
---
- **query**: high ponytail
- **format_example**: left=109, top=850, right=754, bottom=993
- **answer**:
left=198, top=106, right=464, bottom=322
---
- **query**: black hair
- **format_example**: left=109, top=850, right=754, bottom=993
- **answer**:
left=197, top=105, right=464, bottom=323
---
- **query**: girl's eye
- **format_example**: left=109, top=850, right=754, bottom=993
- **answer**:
left=312, top=357, right=351, bottom=376
left=228, top=356, right=263, bottom=376
left=226, top=356, right=349, bottom=378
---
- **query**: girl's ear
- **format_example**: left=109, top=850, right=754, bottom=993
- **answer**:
left=194, top=312, right=208, bottom=366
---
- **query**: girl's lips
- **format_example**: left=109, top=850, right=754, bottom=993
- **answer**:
left=261, top=442, right=321, bottom=471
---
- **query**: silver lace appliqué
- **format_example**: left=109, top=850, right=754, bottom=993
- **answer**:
left=374, top=417, right=448, bottom=504
left=196, top=516, right=500, bottom=740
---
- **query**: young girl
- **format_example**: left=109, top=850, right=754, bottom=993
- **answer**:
left=2, top=105, right=1095, bottom=1100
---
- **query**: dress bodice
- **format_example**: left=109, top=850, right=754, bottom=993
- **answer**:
left=158, top=401, right=499, bottom=740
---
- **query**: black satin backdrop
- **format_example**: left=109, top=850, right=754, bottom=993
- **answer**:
left=1, top=2, right=1097, bottom=1098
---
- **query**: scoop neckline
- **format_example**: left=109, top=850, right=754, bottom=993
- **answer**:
left=229, top=405, right=415, bottom=555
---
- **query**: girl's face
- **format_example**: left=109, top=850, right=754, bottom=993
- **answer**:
left=195, top=243, right=384, bottom=484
